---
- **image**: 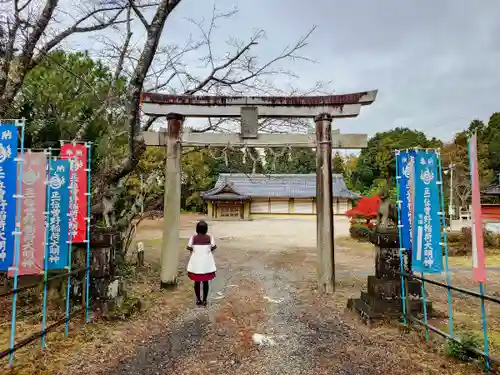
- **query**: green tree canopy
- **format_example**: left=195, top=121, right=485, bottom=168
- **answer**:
left=354, top=127, right=442, bottom=191
left=16, top=50, right=127, bottom=168
left=332, top=152, right=345, bottom=174
left=481, top=113, right=500, bottom=176
left=441, top=119, right=494, bottom=210
left=263, top=147, right=315, bottom=174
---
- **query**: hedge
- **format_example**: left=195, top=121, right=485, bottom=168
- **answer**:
left=349, top=224, right=372, bottom=242
left=447, top=227, right=500, bottom=255
left=349, top=224, right=500, bottom=254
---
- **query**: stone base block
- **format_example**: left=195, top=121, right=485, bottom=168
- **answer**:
left=348, top=276, right=432, bottom=327
left=367, top=275, right=422, bottom=299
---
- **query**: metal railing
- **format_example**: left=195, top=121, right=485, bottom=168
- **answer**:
left=0, top=265, right=90, bottom=361
left=399, top=269, right=500, bottom=372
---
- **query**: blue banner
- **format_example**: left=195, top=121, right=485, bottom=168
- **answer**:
left=0, top=124, right=19, bottom=270
left=46, top=159, right=71, bottom=270
left=397, top=151, right=416, bottom=253
left=412, top=151, right=443, bottom=274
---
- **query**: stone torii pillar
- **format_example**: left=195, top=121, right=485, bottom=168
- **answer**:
left=315, top=113, right=335, bottom=293
left=161, top=113, right=183, bottom=288
left=138, top=91, right=377, bottom=292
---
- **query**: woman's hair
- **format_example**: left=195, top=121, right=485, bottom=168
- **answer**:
left=196, top=220, right=208, bottom=235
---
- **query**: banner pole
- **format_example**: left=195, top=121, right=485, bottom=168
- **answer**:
left=479, top=282, right=491, bottom=373
left=419, top=150, right=429, bottom=341
left=420, top=270, right=430, bottom=341
left=84, top=142, right=92, bottom=323
left=395, top=150, right=408, bottom=326
left=436, top=150, right=455, bottom=337
left=41, top=151, right=52, bottom=350
left=64, top=155, right=77, bottom=336
left=8, top=118, right=26, bottom=366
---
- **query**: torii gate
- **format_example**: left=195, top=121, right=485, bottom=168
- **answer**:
left=139, top=91, right=377, bottom=293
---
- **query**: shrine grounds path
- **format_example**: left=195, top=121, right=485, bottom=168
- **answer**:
left=21, top=216, right=484, bottom=375
left=98, top=216, right=481, bottom=375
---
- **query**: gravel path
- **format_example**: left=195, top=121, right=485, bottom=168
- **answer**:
left=106, top=235, right=421, bottom=375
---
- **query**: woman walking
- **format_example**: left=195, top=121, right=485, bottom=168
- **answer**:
left=186, top=220, right=217, bottom=306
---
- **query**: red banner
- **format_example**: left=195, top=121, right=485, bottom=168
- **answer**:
left=9, top=152, right=47, bottom=276
left=61, top=143, right=88, bottom=243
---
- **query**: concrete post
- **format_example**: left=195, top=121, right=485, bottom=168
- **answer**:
left=160, top=113, right=184, bottom=288
left=315, top=113, right=335, bottom=294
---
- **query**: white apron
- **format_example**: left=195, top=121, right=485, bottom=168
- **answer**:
left=187, top=235, right=217, bottom=274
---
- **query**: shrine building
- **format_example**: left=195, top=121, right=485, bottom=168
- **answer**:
left=202, top=173, right=360, bottom=220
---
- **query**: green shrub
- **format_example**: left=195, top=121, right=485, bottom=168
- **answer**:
left=483, top=229, right=498, bottom=248
left=446, top=231, right=461, bottom=245
left=349, top=224, right=372, bottom=242
left=444, top=332, right=482, bottom=362
left=456, top=227, right=499, bottom=254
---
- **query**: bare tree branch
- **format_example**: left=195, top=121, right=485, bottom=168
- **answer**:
left=31, top=6, right=126, bottom=67
left=3, top=0, right=323, bottom=203
left=0, top=0, right=130, bottom=116
left=73, top=3, right=134, bottom=140
left=0, top=0, right=59, bottom=114
left=111, top=5, right=133, bottom=91
left=183, top=37, right=258, bottom=95
left=103, top=0, right=184, bottom=185
left=136, top=10, right=321, bottom=135
left=129, top=0, right=150, bottom=29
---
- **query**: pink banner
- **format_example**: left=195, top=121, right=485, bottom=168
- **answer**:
left=469, top=133, right=487, bottom=283
left=9, top=152, right=47, bottom=276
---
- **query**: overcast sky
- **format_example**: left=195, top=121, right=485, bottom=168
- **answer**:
left=165, top=0, right=500, bottom=141
left=71, top=0, right=500, bottom=142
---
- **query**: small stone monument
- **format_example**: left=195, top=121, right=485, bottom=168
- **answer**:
left=137, top=241, right=145, bottom=268
left=347, top=186, right=431, bottom=326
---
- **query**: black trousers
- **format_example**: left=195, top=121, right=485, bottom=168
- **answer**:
left=194, top=281, right=209, bottom=301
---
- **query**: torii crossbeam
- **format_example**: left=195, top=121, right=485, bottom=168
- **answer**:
left=140, top=91, right=377, bottom=118
left=139, top=90, right=377, bottom=294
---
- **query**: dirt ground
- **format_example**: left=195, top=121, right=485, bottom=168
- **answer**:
left=134, top=214, right=351, bottom=247
left=106, top=215, right=482, bottom=375
left=5, top=215, right=487, bottom=375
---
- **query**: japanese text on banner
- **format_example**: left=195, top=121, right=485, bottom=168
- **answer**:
left=60, top=144, right=87, bottom=243
left=468, top=133, right=486, bottom=282
left=411, top=151, right=443, bottom=274
left=9, top=152, right=47, bottom=276
left=397, top=151, right=416, bottom=252
left=0, top=124, right=18, bottom=271
left=46, top=159, right=70, bottom=270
